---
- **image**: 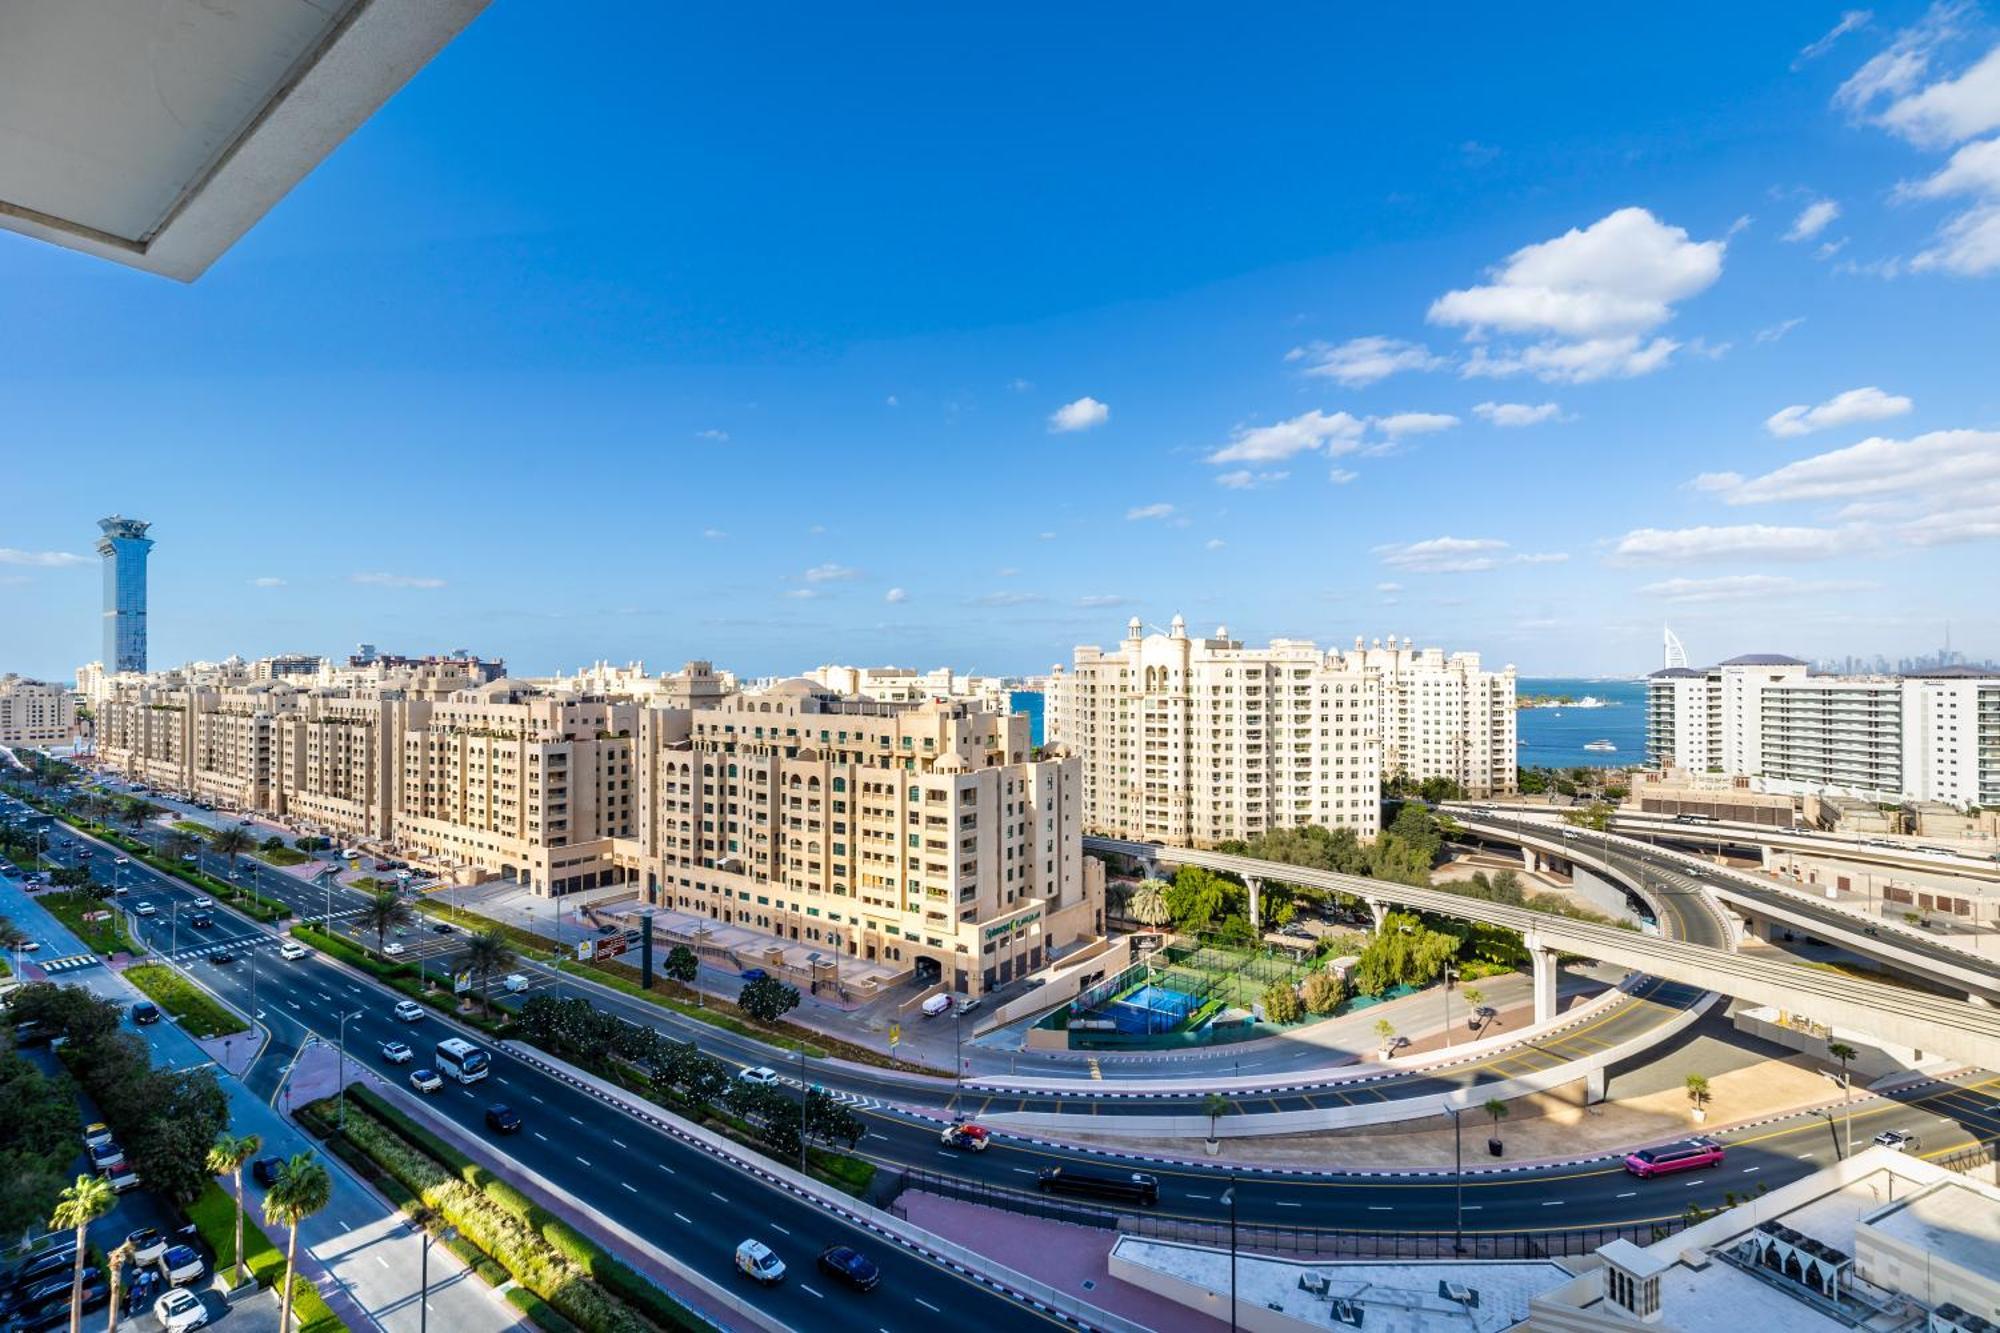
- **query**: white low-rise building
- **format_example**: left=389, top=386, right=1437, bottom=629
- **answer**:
left=0, top=675, right=77, bottom=748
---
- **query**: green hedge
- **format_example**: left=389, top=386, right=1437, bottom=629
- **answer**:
left=122, top=963, right=247, bottom=1038
left=185, top=1181, right=344, bottom=1332
left=257, top=846, right=312, bottom=867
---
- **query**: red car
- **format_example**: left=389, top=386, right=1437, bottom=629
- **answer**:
left=940, top=1123, right=991, bottom=1152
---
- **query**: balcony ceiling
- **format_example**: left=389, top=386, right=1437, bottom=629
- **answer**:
left=0, top=0, right=485, bottom=280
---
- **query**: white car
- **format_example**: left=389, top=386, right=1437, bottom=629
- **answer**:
left=126, top=1226, right=168, bottom=1265
left=384, top=942, right=407, bottom=956
left=158, top=1244, right=205, bottom=1286
left=393, top=1000, right=424, bottom=1022
left=114, top=856, right=130, bottom=866
left=734, top=1238, right=786, bottom=1285
left=154, top=1287, right=209, bottom=1332
left=279, top=941, right=309, bottom=960
left=737, top=1066, right=780, bottom=1088
left=409, top=1068, right=443, bottom=1094
left=381, top=1040, right=414, bottom=1064
left=341, top=848, right=363, bottom=860
left=190, top=896, right=212, bottom=909
left=1873, top=1129, right=1920, bottom=1152
left=502, top=973, right=530, bottom=993
left=135, top=901, right=157, bottom=917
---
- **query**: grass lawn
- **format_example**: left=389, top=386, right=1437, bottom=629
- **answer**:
left=123, top=963, right=247, bottom=1037
left=170, top=820, right=215, bottom=839
left=37, top=890, right=145, bottom=957
left=186, top=1181, right=342, bottom=1332
left=256, top=846, right=311, bottom=867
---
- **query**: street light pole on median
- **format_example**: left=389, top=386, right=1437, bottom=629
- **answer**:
left=1219, top=1177, right=1238, bottom=1332
left=338, top=1009, right=361, bottom=1131
left=1447, top=1102, right=1465, bottom=1253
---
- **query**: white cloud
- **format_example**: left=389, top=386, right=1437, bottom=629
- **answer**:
left=1328, top=467, right=1358, bottom=485
left=1472, top=401, right=1563, bottom=427
left=1796, top=10, right=1873, bottom=68
left=1878, top=43, right=2000, bottom=147
left=351, top=572, right=446, bottom=589
left=1429, top=207, right=1724, bottom=340
left=1009, top=378, right=1033, bottom=393
left=804, top=562, right=860, bottom=583
left=784, top=588, right=819, bottom=600
left=1784, top=199, right=1842, bottom=241
left=884, top=587, right=908, bottom=604
left=0, top=548, right=90, bottom=568
left=1375, top=581, right=1403, bottom=594
left=1287, top=336, right=1444, bottom=387
left=1834, top=3, right=1967, bottom=116
left=1689, top=471, right=1745, bottom=494
left=249, top=577, right=286, bottom=588
left=1077, top=594, right=1130, bottom=608
left=1607, top=524, right=1864, bottom=563
left=1514, top=551, right=1571, bottom=565
left=1638, top=574, right=1875, bottom=603
left=1764, top=385, right=1914, bottom=437
left=1205, top=538, right=1227, bottom=550
left=1725, top=427, right=2000, bottom=506
left=1037, top=531, right=1057, bottom=540
left=1048, top=396, right=1111, bottom=432
left=1126, top=502, right=1176, bottom=521
left=1214, top=469, right=1289, bottom=489
left=1755, top=317, right=1806, bottom=343
left=1460, top=334, right=1681, bottom=384
left=1373, top=411, right=1460, bottom=438
left=1912, top=196, right=2000, bottom=274
left=1373, top=536, right=1534, bottom=574
left=702, top=528, right=727, bottom=540
left=1207, top=409, right=1365, bottom=464
left=1901, top=133, right=2000, bottom=199
left=997, top=567, right=1019, bottom=577
left=696, top=428, right=730, bottom=442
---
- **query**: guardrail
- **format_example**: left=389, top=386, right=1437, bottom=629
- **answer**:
left=883, top=1167, right=1692, bottom=1259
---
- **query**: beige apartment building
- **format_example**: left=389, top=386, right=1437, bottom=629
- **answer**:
left=1331, top=635, right=1516, bottom=796
left=0, top=675, right=78, bottom=747
left=1046, top=616, right=1383, bottom=846
left=626, top=679, right=1100, bottom=995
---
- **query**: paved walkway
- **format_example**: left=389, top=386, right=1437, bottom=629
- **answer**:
left=0, top=869, right=527, bottom=1333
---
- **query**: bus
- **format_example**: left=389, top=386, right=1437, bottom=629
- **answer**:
left=435, top=1037, right=490, bottom=1084
left=1623, top=1138, right=1724, bottom=1178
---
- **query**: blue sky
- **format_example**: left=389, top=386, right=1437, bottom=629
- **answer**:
left=6, top=3, right=2000, bottom=680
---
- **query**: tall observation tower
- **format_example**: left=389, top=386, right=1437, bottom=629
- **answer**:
left=96, top=515, right=154, bottom=674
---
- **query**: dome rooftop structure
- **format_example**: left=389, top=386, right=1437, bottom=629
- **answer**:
left=1714, top=654, right=1808, bottom=667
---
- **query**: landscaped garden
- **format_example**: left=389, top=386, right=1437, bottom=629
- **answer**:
left=123, top=963, right=247, bottom=1038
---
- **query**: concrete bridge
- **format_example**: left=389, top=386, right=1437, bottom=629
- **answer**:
left=1084, top=834, right=2000, bottom=1071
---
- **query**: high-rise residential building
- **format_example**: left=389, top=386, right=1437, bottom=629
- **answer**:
left=1046, top=616, right=1383, bottom=846
left=804, top=664, right=1018, bottom=714
left=1331, top=635, right=1516, bottom=797
left=0, top=675, right=77, bottom=747
left=1645, top=657, right=2000, bottom=805
left=95, top=514, right=153, bottom=674
left=626, top=678, right=1097, bottom=994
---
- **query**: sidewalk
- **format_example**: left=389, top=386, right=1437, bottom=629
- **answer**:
left=0, top=870, right=528, bottom=1333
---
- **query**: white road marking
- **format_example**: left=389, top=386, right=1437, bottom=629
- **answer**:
left=915, top=1299, right=942, bottom=1313
left=1185, top=1193, right=1210, bottom=1200
left=1683, top=1179, right=1705, bottom=1187
left=708, top=1191, right=729, bottom=1203
left=1741, top=1166, right=1760, bottom=1173
left=770, top=1223, right=791, bottom=1235
left=1616, top=1192, right=1637, bottom=1199
left=800, top=1283, right=824, bottom=1299
left=1462, top=1205, right=1482, bottom=1211
left=532, top=1132, right=548, bottom=1142
left=1366, top=1206, right=1392, bottom=1212
left=568, top=1115, right=583, bottom=1125
left=657, top=1164, right=675, bottom=1175
left=1275, top=1201, right=1301, bottom=1209
left=1541, top=1200, right=1563, bottom=1206
left=673, top=1212, right=692, bottom=1224
left=620, top=1182, right=637, bottom=1193
left=611, top=1138, right=628, bottom=1149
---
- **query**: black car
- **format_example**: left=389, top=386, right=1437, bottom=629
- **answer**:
left=131, top=1001, right=161, bottom=1025
left=485, top=1104, right=522, bottom=1134
left=430, top=922, right=454, bottom=934
left=0, top=1250, right=74, bottom=1304
left=816, top=1245, right=881, bottom=1292
left=211, top=949, right=235, bottom=965
left=252, top=1156, right=286, bottom=1187
left=189, top=912, right=214, bottom=929
left=16, top=1278, right=109, bottom=1331
left=2, top=1268, right=100, bottom=1319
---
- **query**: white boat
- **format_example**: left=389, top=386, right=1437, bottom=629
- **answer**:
left=1583, top=739, right=1617, bottom=753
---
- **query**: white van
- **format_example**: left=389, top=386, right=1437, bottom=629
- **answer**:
left=920, top=993, right=952, bottom=1018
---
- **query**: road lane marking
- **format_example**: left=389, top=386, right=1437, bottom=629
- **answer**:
left=1616, top=1192, right=1637, bottom=1199
left=709, top=1191, right=729, bottom=1203
left=568, top=1115, right=583, bottom=1125
left=1541, top=1200, right=1563, bottom=1206
left=529, top=1094, right=544, bottom=1103
left=1366, top=1206, right=1392, bottom=1212
left=657, top=1164, right=675, bottom=1175
left=611, top=1138, right=628, bottom=1149
left=532, top=1132, right=548, bottom=1142
left=1275, top=1201, right=1301, bottom=1208
left=771, top=1223, right=791, bottom=1235
left=575, top=1156, right=591, bottom=1167
left=621, top=1182, right=637, bottom=1193
left=673, top=1212, right=692, bottom=1224
left=915, top=1298, right=942, bottom=1313
left=800, top=1284, right=823, bottom=1299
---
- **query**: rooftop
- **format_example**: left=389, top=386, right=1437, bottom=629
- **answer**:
left=1716, top=654, right=1810, bottom=667
left=1863, top=1178, right=2000, bottom=1280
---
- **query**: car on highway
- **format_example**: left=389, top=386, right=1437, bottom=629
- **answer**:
left=484, top=1104, right=522, bottom=1134
left=737, top=1065, right=779, bottom=1087
left=251, top=1156, right=286, bottom=1187
left=381, top=1040, right=414, bottom=1064
left=815, top=1245, right=881, bottom=1292
left=189, top=912, right=213, bottom=929
left=125, top=1227, right=167, bottom=1266
left=131, top=1001, right=161, bottom=1025
left=113, top=856, right=130, bottom=866
left=733, top=1239, right=786, bottom=1285
left=430, top=922, right=454, bottom=934
left=940, top=1123, right=991, bottom=1151
left=7, top=934, right=40, bottom=953
left=211, top=950, right=235, bottom=965
left=279, top=941, right=309, bottom=960
left=502, top=973, right=529, bottom=993
left=393, top=1000, right=424, bottom=1022
left=1873, top=1129, right=1920, bottom=1152
left=158, top=1245, right=204, bottom=1286
left=1623, top=1137, right=1725, bottom=1178
left=410, top=1068, right=444, bottom=1094
left=153, top=1286, right=209, bottom=1331
left=134, top=901, right=157, bottom=917
left=1035, top=1166, right=1160, bottom=1205
left=384, top=942, right=406, bottom=956
left=190, top=896, right=212, bottom=909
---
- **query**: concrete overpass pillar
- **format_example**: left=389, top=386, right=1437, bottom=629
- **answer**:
left=1972, top=992, right=1992, bottom=1008
left=1521, top=846, right=1539, bottom=873
left=1366, top=898, right=1388, bottom=933
left=1247, top=877, right=1262, bottom=931
left=1528, top=942, right=1559, bottom=1025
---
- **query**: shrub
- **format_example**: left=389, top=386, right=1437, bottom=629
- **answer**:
left=1300, top=970, right=1344, bottom=1016
left=122, top=964, right=246, bottom=1038
left=1261, top=981, right=1303, bottom=1025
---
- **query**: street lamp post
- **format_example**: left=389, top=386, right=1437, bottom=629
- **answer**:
left=797, top=1041, right=809, bottom=1174
left=1442, top=965, right=1456, bottom=1048
left=338, top=1009, right=361, bottom=1131
left=1446, top=1102, right=1466, bottom=1252
left=1218, top=1178, right=1238, bottom=1332
left=954, top=1006, right=965, bottom=1102
left=419, top=1221, right=457, bottom=1333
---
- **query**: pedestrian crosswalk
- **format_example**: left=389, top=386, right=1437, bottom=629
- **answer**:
left=39, top=953, right=97, bottom=973
left=774, top=1074, right=883, bottom=1112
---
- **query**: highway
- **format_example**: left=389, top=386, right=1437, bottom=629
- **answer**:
left=9, top=781, right=1997, bottom=1257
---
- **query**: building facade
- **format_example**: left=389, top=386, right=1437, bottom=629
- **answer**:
left=0, top=675, right=77, bottom=747
left=1046, top=616, right=1383, bottom=846
left=626, top=679, right=1099, bottom=995
left=1330, top=635, right=1515, bottom=796
left=95, top=514, right=153, bottom=674
left=1646, top=658, right=2000, bottom=805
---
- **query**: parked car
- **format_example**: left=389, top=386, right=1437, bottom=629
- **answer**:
left=126, top=1226, right=167, bottom=1266
left=815, top=1245, right=881, bottom=1292
left=410, top=1068, right=444, bottom=1094
left=1, top=1248, right=77, bottom=1300
left=740, top=968, right=769, bottom=983
left=733, top=1239, right=786, bottom=1285
left=105, top=1164, right=142, bottom=1193
left=252, top=1156, right=287, bottom=1187
left=393, top=1000, right=423, bottom=1022
left=737, top=1066, right=779, bottom=1087
left=3, top=1268, right=97, bottom=1319
left=485, top=1104, right=522, bottom=1134
left=157, top=1245, right=204, bottom=1286
left=153, top=1285, right=210, bottom=1331
left=89, top=1141, right=126, bottom=1172
left=131, top=1001, right=161, bottom=1025
left=82, top=1121, right=115, bottom=1149
left=430, top=922, right=454, bottom=934
left=279, top=941, right=309, bottom=960
left=7, top=1272, right=104, bottom=1326
left=381, top=1040, right=414, bottom=1064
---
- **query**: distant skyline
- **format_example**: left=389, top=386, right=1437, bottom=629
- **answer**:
left=5, top=4, right=1999, bottom=680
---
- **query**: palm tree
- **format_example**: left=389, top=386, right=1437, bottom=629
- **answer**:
left=460, top=926, right=517, bottom=1014
left=104, top=1238, right=134, bottom=1333
left=1374, top=1016, right=1397, bottom=1054
left=1203, top=1091, right=1233, bottom=1143
left=358, top=888, right=412, bottom=958
left=1685, top=1073, right=1711, bottom=1119
left=207, top=1131, right=262, bottom=1288
left=210, top=827, right=255, bottom=882
left=1460, top=985, right=1485, bottom=1031
left=263, top=1153, right=332, bottom=1332
left=161, top=830, right=200, bottom=864
left=1827, top=1040, right=1857, bottom=1088
left=50, top=1173, right=116, bottom=1333
left=1483, top=1096, right=1510, bottom=1147
left=1128, top=879, right=1172, bottom=928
